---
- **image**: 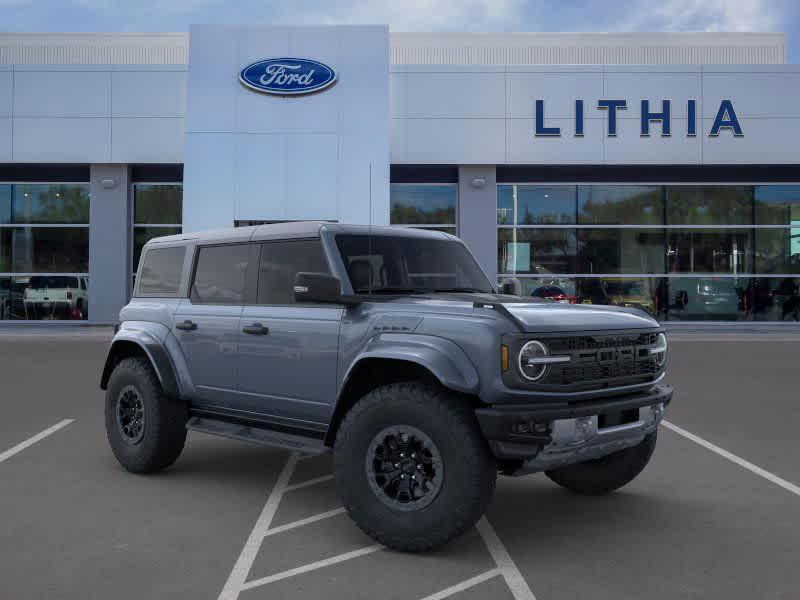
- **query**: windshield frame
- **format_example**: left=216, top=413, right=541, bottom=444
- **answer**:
left=332, top=232, right=494, bottom=296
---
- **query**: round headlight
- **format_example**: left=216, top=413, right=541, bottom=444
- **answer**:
left=653, top=333, right=668, bottom=367
left=518, top=340, right=549, bottom=381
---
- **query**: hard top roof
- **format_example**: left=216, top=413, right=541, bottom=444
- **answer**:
left=144, top=221, right=455, bottom=247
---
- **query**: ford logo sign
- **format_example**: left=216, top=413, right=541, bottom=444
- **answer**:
left=239, top=58, right=337, bottom=96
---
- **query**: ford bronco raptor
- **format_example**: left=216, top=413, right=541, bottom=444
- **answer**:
left=101, top=222, right=672, bottom=551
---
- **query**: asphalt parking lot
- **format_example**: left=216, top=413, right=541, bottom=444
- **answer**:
left=1, top=328, right=799, bottom=600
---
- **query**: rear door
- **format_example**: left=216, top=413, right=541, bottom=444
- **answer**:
left=235, top=238, right=343, bottom=429
left=173, top=243, right=255, bottom=405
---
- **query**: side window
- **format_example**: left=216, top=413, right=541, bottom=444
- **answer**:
left=136, top=246, right=186, bottom=297
left=191, top=244, right=250, bottom=305
left=257, top=239, right=330, bottom=304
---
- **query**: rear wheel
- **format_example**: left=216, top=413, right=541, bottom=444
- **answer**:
left=545, top=432, right=657, bottom=495
left=105, top=357, right=187, bottom=473
left=333, top=381, right=496, bottom=552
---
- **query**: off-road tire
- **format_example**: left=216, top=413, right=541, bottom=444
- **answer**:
left=545, top=432, right=657, bottom=495
left=333, top=381, right=496, bottom=552
left=105, top=357, right=187, bottom=473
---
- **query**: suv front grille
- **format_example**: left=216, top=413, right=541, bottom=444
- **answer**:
left=542, top=333, right=661, bottom=387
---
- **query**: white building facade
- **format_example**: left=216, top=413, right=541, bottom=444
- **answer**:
left=0, top=28, right=798, bottom=324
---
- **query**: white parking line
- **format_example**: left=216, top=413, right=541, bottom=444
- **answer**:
left=0, top=419, right=74, bottom=464
left=218, top=452, right=300, bottom=600
left=662, top=420, right=800, bottom=498
left=284, top=474, right=334, bottom=492
left=240, top=544, right=384, bottom=591
left=418, top=568, right=501, bottom=600
left=476, top=517, right=537, bottom=600
left=262, top=507, right=346, bottom=538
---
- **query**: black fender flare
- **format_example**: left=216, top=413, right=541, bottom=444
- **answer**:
left=100, top=330, right=180, bottom=398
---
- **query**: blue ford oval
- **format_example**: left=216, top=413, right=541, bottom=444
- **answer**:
left=239, top=58, right=337, bottom=96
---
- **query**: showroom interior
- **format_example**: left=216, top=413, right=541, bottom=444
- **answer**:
left=0, top=28, right=798, bottom=323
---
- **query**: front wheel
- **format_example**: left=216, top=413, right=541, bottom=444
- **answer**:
left=545, top=432, right=658, bottom=495
left=333, top=382, right=496, bottom=552
left=105, top=357, right=188, bottom=473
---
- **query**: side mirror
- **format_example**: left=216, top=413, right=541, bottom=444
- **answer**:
left=294, top=272, right=344, bottom=304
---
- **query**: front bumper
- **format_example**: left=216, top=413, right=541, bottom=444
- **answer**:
left=475, top=384, right=672, bottom=475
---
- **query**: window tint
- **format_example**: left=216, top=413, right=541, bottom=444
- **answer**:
left=136, top=246, right=186, bottom=296
left=191, top=244, right=250, bottom=304
left=257, top=240, right=329, bottom=304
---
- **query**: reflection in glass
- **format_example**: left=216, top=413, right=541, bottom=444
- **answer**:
left=666, top=186, right=752, bottom=225
left=753, top=277, right=800, bottom=321
left=498, top=277, right=577, bottom=301
left=390, top=184, right=456, bottom=225
left=6, top=184, right=90, bottom=224
left=666, top=229, right=752, bottom=274
left=755, top=228, right=800, bottom=274
left=578, top=185, right=662, bottom=225
left=1, top=228, right=89, bottom=273
left=0, top=275, right=88, bottom=320
left=497, top=185, right=575, bottom=225
left=578, top=229, right=664, bottom=274
left=498, top=228, right=576, bottom=274
left=754, top=185, right=800, bottom=225
left=134, top=184, right=183, bottom=225
left=665, top=277, right=748, bottom=321
left=576, top=278, right=660, bottom=317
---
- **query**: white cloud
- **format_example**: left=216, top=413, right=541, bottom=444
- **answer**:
left=285, top=0, right=524, bottom=31
left=622, top=0, right=780, bottom=32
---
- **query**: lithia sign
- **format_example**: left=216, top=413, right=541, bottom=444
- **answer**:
left=535, top=99, right=743, bottom=138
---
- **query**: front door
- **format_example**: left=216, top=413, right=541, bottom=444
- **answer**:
left=236, top=239, right=343, bottom=430
left=173, top=243, right=253, bottom=406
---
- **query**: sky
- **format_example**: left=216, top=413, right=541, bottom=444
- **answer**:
left=0, top=0, right=797, bottom=62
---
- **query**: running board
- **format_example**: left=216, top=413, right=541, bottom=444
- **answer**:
left=186, top=416, right=329, bottom=455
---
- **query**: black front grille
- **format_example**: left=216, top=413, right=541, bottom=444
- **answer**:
left=542, top=333, right=661, bottom=387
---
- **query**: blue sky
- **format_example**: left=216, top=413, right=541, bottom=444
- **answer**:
left=1, top=0, right=798, bottom=62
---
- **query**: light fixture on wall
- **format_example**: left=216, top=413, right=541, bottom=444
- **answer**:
left=101, top=178, right=116, bottom=189
left=470, top=177, right=487, bottom=189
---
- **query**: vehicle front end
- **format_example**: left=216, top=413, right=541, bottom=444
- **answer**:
left=472, top=303, right=671, bottom=476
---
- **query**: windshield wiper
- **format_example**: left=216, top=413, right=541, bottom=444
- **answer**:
left=432, top=287, right=487, bottom=293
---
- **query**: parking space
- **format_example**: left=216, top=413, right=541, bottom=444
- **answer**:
left=1, top=329, right=799, bottom=599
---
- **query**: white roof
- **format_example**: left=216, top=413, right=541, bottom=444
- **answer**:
left=0, top=31, right=785, bottom=66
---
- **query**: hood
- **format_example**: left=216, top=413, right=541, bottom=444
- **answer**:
left=500, top=301, right=659, bottom=333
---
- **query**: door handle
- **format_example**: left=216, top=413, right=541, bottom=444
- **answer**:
left=175, top=320, right=197, bottom=331
left=242, top=323, right=269, bottom=335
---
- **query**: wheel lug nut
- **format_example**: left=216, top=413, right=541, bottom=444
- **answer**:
left=394, top=463, right=399, bottom=468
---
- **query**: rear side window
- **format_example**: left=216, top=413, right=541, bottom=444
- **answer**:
left=191, top=244, right=250, bottom=304
left=136, top=246, right=186, bottom=296
left=257, top=240, right=329, bottom=304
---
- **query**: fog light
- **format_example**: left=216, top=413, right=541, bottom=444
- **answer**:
left=511, top=422, right=531, bottom=434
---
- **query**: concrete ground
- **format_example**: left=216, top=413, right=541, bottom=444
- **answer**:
left=1, top=328, right=798, bottom=600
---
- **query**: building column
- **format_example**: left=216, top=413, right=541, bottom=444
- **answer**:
left=458, top=166, right=497, bottom=284
left=89, top=164, right=130, bottom=324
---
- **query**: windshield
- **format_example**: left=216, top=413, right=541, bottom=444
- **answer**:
left=335, top=234, right=493, bottom=294
left=28, top=276, right=79, bottom=289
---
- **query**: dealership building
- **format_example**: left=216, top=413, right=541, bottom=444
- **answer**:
left=0, top=27, right=798, bottom=324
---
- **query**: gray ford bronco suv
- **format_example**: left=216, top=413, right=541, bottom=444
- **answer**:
left=101, top=222, right=672, bottom=551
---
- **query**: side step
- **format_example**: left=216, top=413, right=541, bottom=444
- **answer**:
left=186, top=416, right=329, bottom=455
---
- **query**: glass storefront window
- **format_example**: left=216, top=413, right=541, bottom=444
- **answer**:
left=498, top=228, right=576, bottom=275
left=0, top=182, right=90, bottom=321
left=666, top=229, right=752, bottom=274
left=132, top=184, right=183, bottom=273
left=666, top=186, right=753, bottom=225
left=755, top=228, right=800, bottom=274
left=578, top=229, right=665, bottom=274
left=665, top=277, right=749, bottom=321
left=497, top=185, right=575, bottom=225
left=754, top=185, right=800, bottom=225
left=578, top=185, right=662, bottom=225
left=1, top=228, right=89, bottom=273
left=390, top=184, right=456, bottom=226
